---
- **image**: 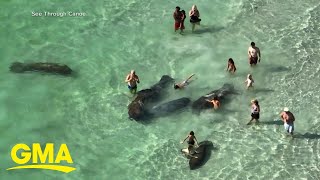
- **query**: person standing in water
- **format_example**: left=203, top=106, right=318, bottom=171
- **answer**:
left=125, top=70, right=140, bottom=94
left=245, top=74, right=254, bottom=90
left=189, top=5, right=201, bottom=32
left=247, top=99, right=260, bottom=125
left=280, top=107, right=295, bottom=135
left=248, top=42, right=261, bottom=66
left=180, top=10, right=186, bottom=33
left=205, top=96, right=220, bottom=109
left=181, top=131, right=199, bottom=156
left=173, top=6, right=182, bottom=32
left=174, top=74, right=195, bottom=89
left=226, top=58, right=237, bottom=74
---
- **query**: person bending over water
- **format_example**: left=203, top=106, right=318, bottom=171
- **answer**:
left=280, top=107, right=295, bottom=135
left=125, top=70, right=140, bottom=94
left=189, top=5, right=201, bottom=32
left=180, top=10, right=186, bottom=33
left=247, top=99, right=260, bottom=125
left=181, top=131, right=199, bottom=157
left=206, top=96, right=220, bottom=109
left=226, top=58, right=237, bottom=74
left=245, top=74, right=254, bottom=90
left=248, top=42, right=261, bottom=66
left=174, top=74, right=195, bottom=89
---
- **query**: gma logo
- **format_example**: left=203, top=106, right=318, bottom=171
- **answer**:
left=7, top=143, right=76, bottom=173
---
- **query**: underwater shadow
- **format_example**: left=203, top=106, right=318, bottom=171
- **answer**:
left=193, top=25, right=225, bottom=34
left=266, top=66, right=291, bottom=73
left=260, top=120, right=283, bottom=125
left=254, top=88, right=275, bottom=93
left=294, top=133, right=320, bottom=139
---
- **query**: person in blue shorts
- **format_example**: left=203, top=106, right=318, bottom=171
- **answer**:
left=280, top=107, right=295, bottom=135
left=125, top=70, right=140, bottom=94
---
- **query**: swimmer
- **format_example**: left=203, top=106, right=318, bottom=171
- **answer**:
left=205, top=96, right=220, bottom=109
left=125, top=70, right=140, bottom=94
left=245, top=74, right=254, bottom=90
left=226, top=58, right=237, bottom=74
left=248, top=42, right=261, bottom=66
left=174, top=74, right=195, bottom=89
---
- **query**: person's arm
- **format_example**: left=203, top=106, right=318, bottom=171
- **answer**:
left=136, top=75, right=140, bottom=83
left=197, top=10, right=200, bottom=17
left=181, top=135, right=189, bottom=144
left=125, top=74, right=131, bottom=82
left=189, top=10, right=193, bottom=17
left=257, top=48, right=261, bottom=62
left=248, top=47, right=251, bottom=58
left=217, top=101, right=221, bottom=108
left=280, top=112, right=285, bottom=121
left=194, top=136, right=199, bottom=146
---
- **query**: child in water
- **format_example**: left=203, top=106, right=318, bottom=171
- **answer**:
left=174, top=74, right=195, bottom=89
left=245, top=74, right=254, bottom=90
left=226, top=58, right=236, bottom=74
left=180, top=10, right=186, bottom=33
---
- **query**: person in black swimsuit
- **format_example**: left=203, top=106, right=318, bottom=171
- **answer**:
left=181, top=131, right=198, bottom=155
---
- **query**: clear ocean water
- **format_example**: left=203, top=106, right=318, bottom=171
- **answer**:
left=1, top=0, right=320, bottom=179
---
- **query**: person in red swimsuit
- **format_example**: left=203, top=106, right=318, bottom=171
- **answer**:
left=173, top=6, right=182, bottom=32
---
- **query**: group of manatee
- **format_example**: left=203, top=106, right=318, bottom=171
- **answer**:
left=9, top=62, right=236, bottom=170
left=127, top=75, right=237, bottom=170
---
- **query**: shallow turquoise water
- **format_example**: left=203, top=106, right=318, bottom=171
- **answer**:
left=1, top=0, right=320, bottom=179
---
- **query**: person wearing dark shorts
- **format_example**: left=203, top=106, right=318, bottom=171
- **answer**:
left=125, top=70, right=140, bottom=94
left=247, top=99, right=260, bottom=125
left=181, top=131, right=198, bottom=155
left=248, top=42, right=261, bottom=66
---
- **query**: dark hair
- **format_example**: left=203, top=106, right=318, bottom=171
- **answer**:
left=228, top=58, right=234, bottom=64
left=251, top=42, right=255, bottom=46
left=213, top=95, right=218, bottom=100
left=174, top=84, right=179, bottom=89
left=176, top=6, right=180, bottom=10
left=190, top=131, right=194, bottom=136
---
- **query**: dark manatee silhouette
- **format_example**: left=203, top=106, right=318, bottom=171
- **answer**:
left=149, top=97, right=191, bottom=118
left=10, top=62, right=72, bottom=75
left=128, top=75, right=174, bottom=120
left=192, top=83, right=236, bottom=114
left=189, top=140, right=214, bottom=170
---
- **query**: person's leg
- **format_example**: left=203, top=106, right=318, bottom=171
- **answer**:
left=289, top=124, right=294, bottom=135
left=255, top=114, right=260, bottom=123
left=284, top=123, right=290, bottom=133
left=132, top=86, right=137, bottom=94
left=128, top=85, right=133, bottom=94
left=192, top=23, right=195, bottom=32
left=247, top=117, right=254, bottom=125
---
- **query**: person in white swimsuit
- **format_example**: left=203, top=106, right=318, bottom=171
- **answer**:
left=248, top=42, right=261, bottom=66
